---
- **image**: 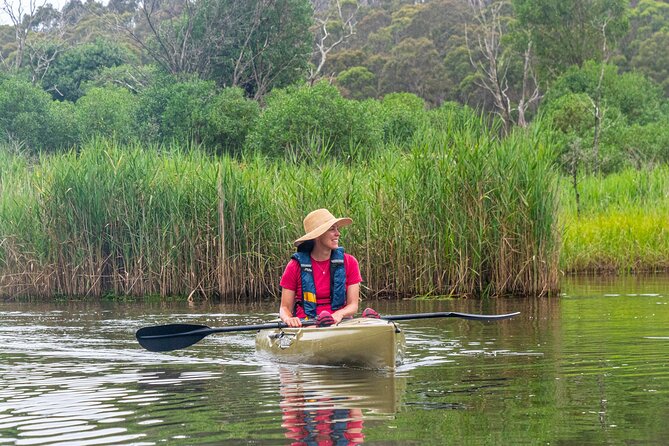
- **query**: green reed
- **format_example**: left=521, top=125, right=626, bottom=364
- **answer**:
left=0, top=119, right=561, bottom=299
left=561, top=167, right=669, bottom=273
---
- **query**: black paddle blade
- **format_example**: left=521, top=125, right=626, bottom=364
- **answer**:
left=136, top=324, right=213, bottom=352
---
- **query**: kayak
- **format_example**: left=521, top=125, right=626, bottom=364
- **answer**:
left=255, top=317, right=405, bottom=370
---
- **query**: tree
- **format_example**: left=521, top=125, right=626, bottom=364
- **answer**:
left=119, top=0, right=204, bottom=76
left=631, top=29, right=669, bottom=95
left=379, top=37, right=448, bottom=105
left=513, top=0, right=629, bottom=79
left=464, top=0, right=542, bottom=131
left=118, top=0, right=313, bottom=99
left=1, top=0, right=46, bottom=70
left=309, top=0, right=359, bottom=82
left=200, top=0, right=313, bottom=98
left=41, top=38, right=131, bottom=101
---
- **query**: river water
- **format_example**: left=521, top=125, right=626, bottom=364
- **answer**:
left=1, top=275, right=668, bottom=445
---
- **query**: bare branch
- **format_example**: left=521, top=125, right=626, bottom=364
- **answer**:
left=309, top=0, right=358, bottom=83
left=2, top=0, right=48, bottom=70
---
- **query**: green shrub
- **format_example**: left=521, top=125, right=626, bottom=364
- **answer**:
left=48, top=99, right=80, bottom=150
left=379, top=92, right=428, bottom=145
left=136, top=76, right=217, bottom=146
left=0, top=76, right=54, bottom=152
left=41, top=38, right=132, bottom=102
left=336, top=66, right=377, bottom=100
left=202, top=87, right=260, bottom=155
left=76, top=86, right=138, bottom=144
left=542, top=61, right=663, bottom=125
left=247, top=81, right=383, bottom=159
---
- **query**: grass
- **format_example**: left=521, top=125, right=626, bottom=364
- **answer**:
left=0, top=118, right=561, bottom=299
left=560, top=166, right=669, bottom=273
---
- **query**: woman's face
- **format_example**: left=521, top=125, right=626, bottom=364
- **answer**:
left=316, top=225, right=341, bottom=250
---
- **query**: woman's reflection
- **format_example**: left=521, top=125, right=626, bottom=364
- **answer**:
left=278, top=366, right=403, bottom=445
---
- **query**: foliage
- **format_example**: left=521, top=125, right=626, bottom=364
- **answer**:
left=512, top=0, right=630, bottom=79
left=0, top=75, right=54, bottom=151
left=48, top=99, right=80, bottom=150
left=378, top=92, right=428, bottom=145
left=195, top=0, right=313, bottom=98
left=201, top=87, right=260, bottom=156
left=618, top=0, right=669, bottom=94
left=336, top=66, right=377, bottom=100
left=75, top=86, right=138, bottom=144
left=540, top=61, right=667, bottom=173
left=40, top=38, right=132, bottom=102
left=247, top=81, right=383, bottom=159
left=135, top=75, right=217, bottom=146
left=378, top=37, right=448, bottom=104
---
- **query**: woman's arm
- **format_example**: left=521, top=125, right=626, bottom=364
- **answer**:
left=279, top=288, right=302, bottom=327
left=331, top=282, right=360, bottom=324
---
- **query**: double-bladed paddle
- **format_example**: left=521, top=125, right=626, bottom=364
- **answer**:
left=136, top=311, right=520, bottom=352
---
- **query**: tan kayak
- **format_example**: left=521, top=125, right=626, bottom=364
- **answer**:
left=255, top=317, right=405, bottom=370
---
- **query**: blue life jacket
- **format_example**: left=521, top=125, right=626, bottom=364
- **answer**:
left=291, top=247, right=347, bottom=319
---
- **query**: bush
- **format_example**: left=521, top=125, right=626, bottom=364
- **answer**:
left=41, top=38, right=132, bottom=102
left=336, top=66, right=377, bottom=100
left=247, top=81, right=383, bottom=159
left=48, top=99, right=80, bottom=150
left=542, top=61, right=663, bottom=125
left=202, top=87, right=260, bottom=155
left=378, top=92, right=428, bottom=145
left=136, top=76, right=217, bottom=146
left=75, top=86, right=138, bottom=144
left=0, top=76, right=54, bottom=152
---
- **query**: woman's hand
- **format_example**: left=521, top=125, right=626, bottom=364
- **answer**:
left=283, top=316, right=302, bottom=327
left=331, top=311, right=345, bottom=324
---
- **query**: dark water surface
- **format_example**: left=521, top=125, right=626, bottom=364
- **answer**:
left=1, top=275, right=668, bottom=445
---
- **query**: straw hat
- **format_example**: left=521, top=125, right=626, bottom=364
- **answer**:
left=294, top=208, right=352, bottom=246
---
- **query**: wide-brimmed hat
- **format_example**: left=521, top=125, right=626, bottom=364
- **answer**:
left=294, top=208, right=352, bottom=246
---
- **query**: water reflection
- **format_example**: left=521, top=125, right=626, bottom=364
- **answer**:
left=272, top=366, right=405, bottom=444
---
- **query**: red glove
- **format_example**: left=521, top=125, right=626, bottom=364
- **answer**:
left=317, top=310, right=335, bottom=327
left=362, top=307, right=380, bottom=318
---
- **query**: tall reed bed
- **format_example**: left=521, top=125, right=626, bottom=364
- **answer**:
left=0, top=120, right=561, bottom=299
left=561, top=167, right=669, bottom=273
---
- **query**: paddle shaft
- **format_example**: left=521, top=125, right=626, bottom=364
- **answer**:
left=382, top=311, right=520, bottom=322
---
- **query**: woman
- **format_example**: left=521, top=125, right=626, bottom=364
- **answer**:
left=279, top=208, right=377, bottom=327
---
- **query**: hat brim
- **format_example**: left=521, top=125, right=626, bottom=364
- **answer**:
left=293, top=217, right=352, bottom=246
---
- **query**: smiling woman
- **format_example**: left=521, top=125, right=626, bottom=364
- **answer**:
left=279, top=208, right=366, bottom=328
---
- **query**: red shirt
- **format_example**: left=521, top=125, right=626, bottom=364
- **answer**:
left=280, top=253, right=362, bottom=317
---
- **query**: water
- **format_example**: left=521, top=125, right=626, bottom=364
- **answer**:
left=1, top=275, right=668, bottom=445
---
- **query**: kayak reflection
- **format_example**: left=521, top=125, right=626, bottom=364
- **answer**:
left=278, top=366, right=406, bottom=444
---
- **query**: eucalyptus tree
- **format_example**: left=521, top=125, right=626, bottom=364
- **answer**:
left=118, top=0, right=312, bottom=99
left=309, top=0, right=360, bottom=83
left=1, top=0, right=46, bottom=70
left=512, top=0, right=629, bottom=80
left=465, top=0, right=541, bottom=133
